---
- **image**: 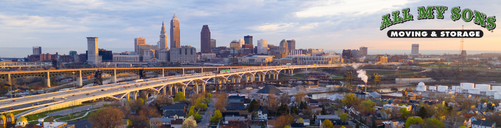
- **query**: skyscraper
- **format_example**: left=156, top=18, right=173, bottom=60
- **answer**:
left=134, top=38, right=146, bottom=54
left=200, top=25, right=211, bottom=53
left=411, top=44, right=419, bottom=55
left=170, top=14, right=180, bottom=48
left=33, top=46, right=41, bottom=55
left=244, top=35, right=253, bottom=45
left=287, top=39, right=295, bottom=54
left=359, top=46, right=368, bottom=56
left=159, top=20, right=168, bottom=50
left=239, top=39, right=245, bottom=46
left=87, top=37, right=99, bottom=65
left=279, top=39, right=288, bottom=55
left=257, top=39, right=268, bottom=54
left=210, top=39, right=216, bottom=48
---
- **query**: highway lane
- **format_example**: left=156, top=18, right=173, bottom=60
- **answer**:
left=0, top=100, right=54, bottom=113
left=2, top=64, right=348, bottom=116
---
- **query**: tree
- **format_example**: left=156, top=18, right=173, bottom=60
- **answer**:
left=89, top=107, right=124, bottom=128
left=279, top=93, right=290, bottom=104
left=174, top=92, right=186, bottom=102
left=295, top=92, right=305, bottom=103
left=206, top=93, right=212, bottom=101
left=340, top=126, right=346, bottom=128
left=340, top=113, right=350, bottom=123
left=214, top=93, right=228, bottom=111
left=321, top=119, right=334, bottom=128
left=297, top=118, right=304, bottom=123
left=458, top=126, right=468, bottom=128
left=194, top=98, right=207, bottom=110
left=399, top=108, right=410, bottom=119
left=404, top=117, right=423, bottom=128
left=248, top=99, right=259, bottom=112
left=340, top=94, right=361, bottom=106
left=321, top=106, right=327, bottom=115
left=274, top=115, right=290, bottom=128
left=284, top=126, right=291, bottom=128
left=423, top=118, right=445, bottom=128
left=210, top=110, right=222, bottom=123
left=417, top=106, right=427, bottom=118
left=360, top=99, right=376, bottom=113
left=182, top=116, right=197, bottom=128
left=267, top=93, right=279, bottom=114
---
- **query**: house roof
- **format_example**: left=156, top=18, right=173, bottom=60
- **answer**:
left=150, top=117, right=176, bottom=124
left=291, top=123, right=305, bottom=127
left=472, top=120, right=496, bottom=126
left=257, top=85, right=282, bottom=94
left=171, top=119, right=184, bottom=124
left=164, top=111, right=186, bottom=117
left=226, top=105, right=246, bottom=110
left=316, top=115, right=340, bottom=120
left=160, top=104, right=186, bottom=111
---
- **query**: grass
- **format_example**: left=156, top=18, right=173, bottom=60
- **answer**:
left=24, top=104, right=87, bottom=122
left=11, top=109, right=30, bottom=115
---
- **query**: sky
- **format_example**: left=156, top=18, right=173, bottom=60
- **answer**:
left=0, top=0, right=501, bottom=57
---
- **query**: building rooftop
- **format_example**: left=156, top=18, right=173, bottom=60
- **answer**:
left=316, top=115, right=340, bottom=120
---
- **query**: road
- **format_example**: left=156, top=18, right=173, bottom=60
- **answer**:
left=0, top=64, right=354, bottom=117
left=0, top=100, right=53, bottom=112
left=48, top=102, right=111, bottom=116
left=199, top=98, right=215, bottom=128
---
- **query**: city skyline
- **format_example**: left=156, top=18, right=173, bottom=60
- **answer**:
left=1, top=0, right=501, bottom=57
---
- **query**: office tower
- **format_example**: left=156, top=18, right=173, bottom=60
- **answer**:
left=257, top=39, right=268, bottom=54
left=244, top=35, right=253, bottom=45
left=170, top=46, right=196, bottom=63
left=279, top=39, right=288, bottom=55
left=411, top=44, right=419, bottom=55
left=287, top=39, right=295, bottom=54
left=87, top=37, right=99, bottom=65
left=239, top=39, right=245, bottom=46
left=159, top=20, right=168, bottom=50
left=33, top=46, right=42, bottom=55
left=158, top=49, right=170, bottom=62
left=98, top=49, right=113, bottom=62
left=210, top=39, right=216, bottom=48
left=170, top=14, right=180, bottom=48
left=134, top=38, right=146, bottom=54
left=200, top=25, right=211, bottom=53
left=69, top=51, right=77, bottom=56
left=230, top=40, right=241, bottom=50
left=143, top=49, right=155, bottom=61
left=359, top=47, right=368, bottom=56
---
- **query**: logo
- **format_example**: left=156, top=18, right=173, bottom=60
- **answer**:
left=380, top=6, right=496, bottom=38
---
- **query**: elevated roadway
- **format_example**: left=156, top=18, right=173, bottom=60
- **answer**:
left=0, top=64, right=357, bottom=118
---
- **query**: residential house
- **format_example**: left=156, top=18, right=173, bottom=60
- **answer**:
left=170, top=119, right=183, bottom=128
left=315, top=115, right=340, bottom=125
left=255, top=109, right=268, bottom=120
left=471, top=120, right=496, bottom=128
left=160, top=104, right=187, bottom=119
left=149, top=117, right=175, bottom=128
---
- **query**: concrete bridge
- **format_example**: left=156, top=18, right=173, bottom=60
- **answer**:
left=0, top=64, right=357, bottom=118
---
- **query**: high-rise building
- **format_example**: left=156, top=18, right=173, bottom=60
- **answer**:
left=200, top=25, right=211, bottom=53
left=210, top=39, right=216, bottom=48
left=239, top=39, right=245, bottom=46
left=257, top=39, right=268, bottom=54
left=359, top=47, right=368, bottom=56
left=87, top=37, right=99, bottom=65
left=170, top=14, right=181, bottom=48
left=244, top=35, right=253, bottom=45
left=33, top=46, right=42, bottom=55
left=279, top=39, right=288, bottom=55
left=134, top=38, right=146, bottom=54
left=170, top=45, right=196, bottom=63
left=98, top=49, right=113, bottom=62
left=411, top=44, right=419, bottom=55
left=159, top=20, right=168, bottom=50
left=158, top=49, right=169, bottom=62
left=230, top=40, right=241, bottom=50
left=69, top=51, right=77, bottom=57
left=287, top=39, right=295, bottom=54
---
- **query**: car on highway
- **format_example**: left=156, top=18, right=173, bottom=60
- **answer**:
left=12, top=100, right=15, bottom=102
left=101, top=89, right=106, bottom=91
left=86, top=93, right=90, bottom=96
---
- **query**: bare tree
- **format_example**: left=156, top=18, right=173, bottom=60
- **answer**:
left=89, top=107, right=125, bottom=128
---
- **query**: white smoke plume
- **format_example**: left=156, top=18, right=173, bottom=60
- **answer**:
left=357, top=69, right=368, bottom=84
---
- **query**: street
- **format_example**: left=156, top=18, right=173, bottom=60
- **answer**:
left=198, top=98, right=215, bottom=128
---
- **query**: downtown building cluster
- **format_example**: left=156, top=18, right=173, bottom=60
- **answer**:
left=24, top=14, right=342, bottom=68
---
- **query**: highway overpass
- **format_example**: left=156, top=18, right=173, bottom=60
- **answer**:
left=0, top=64, right=356, bottom=118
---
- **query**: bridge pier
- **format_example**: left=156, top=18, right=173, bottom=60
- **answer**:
left=46, top=72, right=51, bottom=87
left=134, top=91, right=138, bottom=101
left=268, top=73, right=271, bottom=79
left=245, top=76, right=249, bottom=83
left=175, top=86, right=179, bottom=93
left=182, top=86, right=186, bottom=95
left=78, top=70, right=83, bottom=86
left=163, top=86, right=167, bottom=95
left=261, top=74, right=265, bottom=81
left=127, top=92, right=130, bottom=101
left=182, top=68, right=185, bottom=76
left=275, top=73, right=279, bottom=80
left=162, top=68, right=165, bottom=77
left=258, top=74, right=261, bottom=82
left=202, top=83, right=206, bottom=93
left=112, top=69, right=117, bottom=83
left=195, top=83, right=199, bottom=94
left=7, top=73, right=11, bottom=85
left=169, top=85, right=173, bottom=95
